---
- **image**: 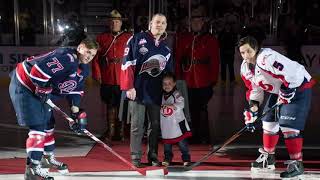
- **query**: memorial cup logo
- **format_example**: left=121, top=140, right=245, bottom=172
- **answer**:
left=58, top=80, right=77, bottom=93
left=161, top=106, right=174, bottom=117
left=139, top=46, right=148, bottom=55
left=139, top=54, right=169, bottom=77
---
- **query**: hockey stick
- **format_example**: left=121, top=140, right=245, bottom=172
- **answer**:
left=46, top=99, right=168, bottom=176
left=168, top=102, right=281, bottom=172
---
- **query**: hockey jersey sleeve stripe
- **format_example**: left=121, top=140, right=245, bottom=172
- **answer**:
left=299, top=79, right=316, bottom=91
left=120, top=65, right=135, bottom=90
left=67, top=53, right=75, bottom=62
left=64, top=91, right=84, bottom=95
left=258, top=66, right=290, bottom=87
left=16, top=63, right=36, bottom=92
left=121, top=59, right=137, bottom=70
left=241, top=75, right=253, bottom=101
left=120, top=60, right=136, bottom=90
left=30, top=64, right=51, bottom=82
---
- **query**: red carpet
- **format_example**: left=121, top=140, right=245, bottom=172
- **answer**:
left=1, top=141, right=320, bottom=174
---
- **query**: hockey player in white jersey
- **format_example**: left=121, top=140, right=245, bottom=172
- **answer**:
left=238, top=36, right=316, bottom=178
left=160, top=72, right=192, bottom=167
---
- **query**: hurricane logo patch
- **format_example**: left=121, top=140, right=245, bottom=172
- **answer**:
left=139, top=54, right=168, bottom=77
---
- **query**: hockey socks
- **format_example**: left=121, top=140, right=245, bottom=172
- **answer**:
left=263, top=132, right=279, bottom=153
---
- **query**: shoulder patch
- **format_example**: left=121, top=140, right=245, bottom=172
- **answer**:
left=261, top=54, right=272, bottom=66
left=138, top=38, right=147, bottom=45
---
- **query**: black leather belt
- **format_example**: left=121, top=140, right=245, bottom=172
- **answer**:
left=108, top=58, right=122, bottom=64
left=191, top=59, right=210, bottom=65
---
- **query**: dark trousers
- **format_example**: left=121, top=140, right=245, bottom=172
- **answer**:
left=100, top=84, right=125, bottom=140
left=164, top=139, right=190, bottom=162
left=188, top=86, right=213, bottom=144
left=220, top=53, right=235, bottom=82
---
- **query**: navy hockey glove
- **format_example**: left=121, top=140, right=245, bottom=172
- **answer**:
left=278, top=85, right=296, bottom=104
left=35, top=86, right=52, bottom=103
left=70, top=110, right=88, bottom=134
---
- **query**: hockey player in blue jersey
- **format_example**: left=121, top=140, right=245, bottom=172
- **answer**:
left=120, top=13, right=173, bottom=167
left=9, top=38, right=98, bottom=180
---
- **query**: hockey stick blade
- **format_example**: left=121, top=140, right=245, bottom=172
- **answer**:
left=167, top=166, right=188, bottom=172
left=46, top=99, right=167, bottom=176
left=175, top=102, right=282, bottom=172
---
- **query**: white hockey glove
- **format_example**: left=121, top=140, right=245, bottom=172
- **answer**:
left=243, top=109, right=258, bottom=125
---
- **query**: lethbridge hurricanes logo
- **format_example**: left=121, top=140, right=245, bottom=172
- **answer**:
left=139, top=54, right=170, bottom=77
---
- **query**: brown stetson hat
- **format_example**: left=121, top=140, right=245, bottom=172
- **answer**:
left=191, top=6, right=206, bottom=18
left=107, top=9, right=127, bottom=20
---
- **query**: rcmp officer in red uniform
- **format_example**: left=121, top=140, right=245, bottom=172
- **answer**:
left=92, top=10, right=132, bottom=141
left=175, top=6, right=219, bottom=144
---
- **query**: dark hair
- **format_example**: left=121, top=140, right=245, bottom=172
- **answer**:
left=162, top=72, right=176, bottom=82
left=80, top=37, right=99, bottom=49
left=237, top=36, right=260, bottom=52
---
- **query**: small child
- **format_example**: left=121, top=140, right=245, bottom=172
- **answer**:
left=160, top=72, right=192, bottom=166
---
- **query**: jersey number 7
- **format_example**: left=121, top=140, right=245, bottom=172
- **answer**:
left=47, top=57, right=64, bottom=73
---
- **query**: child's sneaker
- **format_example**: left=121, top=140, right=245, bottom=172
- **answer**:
left=183, top=161, right=191, bottom=167
left=162, top=160, right=170, bottom=167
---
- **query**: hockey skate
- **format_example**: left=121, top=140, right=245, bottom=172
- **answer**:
left=251, top=148, right=276, bottom=171
left=280, top=160, right=304, bottom=179
left=41, top=154, right=69, bottom=174
left=24, top=163, right=54, bottom=180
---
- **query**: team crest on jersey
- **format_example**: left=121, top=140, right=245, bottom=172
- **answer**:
left=161, top=106, right=174, bottom=117
left=58, top=80, right=77, bottom=94
left=139, top=46, right=148, bottom=55
left=139, top=54, right=168, bottom=77
left=138, top=38, right=147, bottom=45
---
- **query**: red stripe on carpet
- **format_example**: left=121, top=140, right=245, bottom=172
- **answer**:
left=1, top=142, right=320, bottom=174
